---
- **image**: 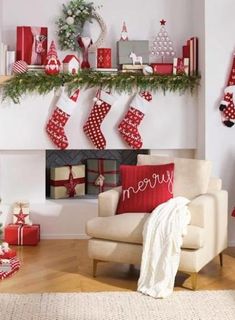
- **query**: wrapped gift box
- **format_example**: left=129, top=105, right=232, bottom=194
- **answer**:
left=151, top=63, right=173, bottom=75
left=4, top=224, right=40, bottom=246
left=173, top=58, right=189, bottom=75
left=0, top=249, right=17, bottom=260
left=117, top=40, right=149, bottom=66
left=97, top=48, right=112, bottom=68
left=0, top=257, right=20, bottom=280
left=50, top=165, right=85, bottom=199
left=12, top=201, right=31, bottom=225
left=16, top=26, right=48, bottom=65
left=86, top=159, right=119, bottom=195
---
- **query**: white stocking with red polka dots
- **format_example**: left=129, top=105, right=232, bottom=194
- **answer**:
left=46, top=89, right=80, bottom=149
left=118, top=91, right=152, bottom=149
left=83, top=90, right=117, bottom=149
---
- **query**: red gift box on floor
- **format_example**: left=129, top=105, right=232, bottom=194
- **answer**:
left=151, top=63, right=173, bottom=75
left=4, top=224, right=40, bottom=246
left=0, top=257, right=20, bottom=280
left=17, top=26, right=48, bottom=65
left=97, top=48, right=112, bottom=68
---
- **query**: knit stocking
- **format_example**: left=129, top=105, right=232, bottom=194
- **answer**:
left=46, top=89, right=80, bottom=149
left=118, top=91, right=152, bottom=149
left=83, top=90, right=117, bottom=149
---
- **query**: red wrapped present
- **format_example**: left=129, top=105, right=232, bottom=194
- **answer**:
left=0, top=249, right=17, bottom=260
left=151, top=63, right=173, bottom=75
left=97, top=48, right=112, bottom=68
left=87, top=159, right=119, bottom=195
left=4, top=224, right=40, bottom=246
left=0, top=257, right=20, bottom=280
left=16, top=26, right=48, bottom=65
left=173, top=58, right=189, bottom=75
left=50, top=165, right=85, bottom=199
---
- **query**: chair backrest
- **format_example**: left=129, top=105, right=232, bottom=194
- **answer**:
left=137, top=155, right=212, bottom=199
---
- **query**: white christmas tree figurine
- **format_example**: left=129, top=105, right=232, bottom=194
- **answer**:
left=120, top=21, right=129, bottom=41
left=151, top=19, right=175, bottom=62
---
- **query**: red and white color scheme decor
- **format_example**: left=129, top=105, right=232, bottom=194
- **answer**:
left=182, top=37, right=198, bottom=75
left=151, top=63, right=173, bottom=75
left=77, top=36, right=92, bottom=69
left=120, top=21, right=129, bottom=41
left=50, top=164, right=85, bottom=199
left=62, top=55, right=80, bottom=74
left=86, top=159, right=119, bottom=195
left=219, top=54, right=235, bottom=127
left=46, top=89, right=80, bottom=149
left=173, top=58, right=189, bottom=75
left=150, top=19, right=175, bottom=62
left=117, top=163, right=174, bottom=214
left=0, top=256, right=20, bottom=280
left=16, top=26, right=47, bottom=65
left=45, top=41, right=61, bottom=75
left=118, top=91, right=152, bottom=149
left=12, top=202, right=31, bottom=225
left=12, top=60, right=28, bottom=74
left=97, top=48, right=112, bottom=68
left=83, top=90, right=118, bottom=149
left=4, top=224, right=40, bottom=246
left=0, top=243, right=17, bottom=259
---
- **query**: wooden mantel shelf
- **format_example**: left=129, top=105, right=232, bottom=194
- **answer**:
left=0, top=76, right=12, bottom=84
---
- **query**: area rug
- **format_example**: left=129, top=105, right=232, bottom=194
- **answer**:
left=0, top=290, right=234, bottom=320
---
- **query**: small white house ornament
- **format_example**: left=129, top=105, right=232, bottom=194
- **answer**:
left=62, top=55, right=80, bottom=74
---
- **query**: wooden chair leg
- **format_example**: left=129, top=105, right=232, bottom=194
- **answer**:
left=191, top=272, right=198, bottom=290
left=93, top=259, right=99, bottom=278
left=219, top=252, right=223, bottom=267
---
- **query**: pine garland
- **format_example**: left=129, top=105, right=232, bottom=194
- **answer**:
left=1, top=71, right=200, bottom=104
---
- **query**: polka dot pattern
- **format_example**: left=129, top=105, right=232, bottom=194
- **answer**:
left=83, top=100, right=111, bottom=149
left=223, top=93, right=235, bottom=120
left=118, top=91, right=152, bottom=149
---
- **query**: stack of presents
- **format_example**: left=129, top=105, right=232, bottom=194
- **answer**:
left=49, top=159, right=119, bottom=199
left=1, top=202, right=40, bottom=280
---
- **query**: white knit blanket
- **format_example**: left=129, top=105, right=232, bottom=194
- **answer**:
left=137, top=197, right=191, bottom=298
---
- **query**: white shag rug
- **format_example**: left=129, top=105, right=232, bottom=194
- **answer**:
left=0, top=290, right=234, bottom=320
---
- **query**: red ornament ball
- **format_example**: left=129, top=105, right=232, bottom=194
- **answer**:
left=12, top=60, right=28, bottom=74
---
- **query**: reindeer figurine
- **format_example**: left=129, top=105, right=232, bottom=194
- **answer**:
left=129, top=52, right=143, bottom=65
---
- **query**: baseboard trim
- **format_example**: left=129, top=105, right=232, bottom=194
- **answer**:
left=41, top=234, right=90, bottom=240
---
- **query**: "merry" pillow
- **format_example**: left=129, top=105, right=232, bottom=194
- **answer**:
left=117, top=163, right=174, bottom=214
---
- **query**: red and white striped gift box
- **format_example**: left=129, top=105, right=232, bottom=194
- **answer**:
left=0, top=257, right=20, bottom=280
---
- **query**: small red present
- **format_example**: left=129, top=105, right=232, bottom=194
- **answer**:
left=151, top=63, right=173, bottom=75
left=173, top=58, right=189, bottom=75
left=0, top=249, right=17, bottom=260
left=16, top=26, right=48, bottom=65
left=4, top=224, right=40, bottom=246
left=0, top=257, right=20, bottom=280
left=97, top=48, right=112, bottom=68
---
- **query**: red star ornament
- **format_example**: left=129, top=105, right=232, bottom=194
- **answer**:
left=14, top=210, right=29, bottom=224
left=160, top=19, right=166, bottom=25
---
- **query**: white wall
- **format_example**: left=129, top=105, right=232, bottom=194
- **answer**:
left=0, top=0, right=197, bottom=150
left=204, top=0, right=235, bottom=245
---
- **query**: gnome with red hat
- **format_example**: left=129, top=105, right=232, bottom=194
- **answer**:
left=45, top=41, right=61, bottom=75
left=219, top=54, right=235, bottom=127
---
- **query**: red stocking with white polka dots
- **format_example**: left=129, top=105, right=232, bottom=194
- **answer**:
left=219, top=86, right=235, bottom=127
left=46, top=89, right=80, bottom=149
left=83, top=90, right=117, bottom=149
left=118, top=91, right=152, bottom=149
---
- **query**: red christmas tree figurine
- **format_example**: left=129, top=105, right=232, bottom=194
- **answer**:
left=45, top=41, right=61, bottom=75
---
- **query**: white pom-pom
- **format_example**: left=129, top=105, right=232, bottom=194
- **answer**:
left=143, top=66, right=153, bottom=75
left=96, top=99, right=102, bottom=106
left=93, top=97, right=98, bottom=102
left=66, top=16, right=74, bottom=25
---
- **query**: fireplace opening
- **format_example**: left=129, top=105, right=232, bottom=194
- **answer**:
left=46, top=150, right=149, bottom=199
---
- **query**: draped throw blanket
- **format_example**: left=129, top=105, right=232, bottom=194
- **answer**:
left=137, top=197, right=191, bottom=298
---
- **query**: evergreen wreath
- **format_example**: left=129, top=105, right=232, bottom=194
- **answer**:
left=56, top=0, right=96, bottom=51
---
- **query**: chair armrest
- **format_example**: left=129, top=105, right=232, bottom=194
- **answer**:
left=207, top=177, right=222, bottom=192
left=98, top=186, right=122, bottom=217
left=188, top=190, right=228, bottom=253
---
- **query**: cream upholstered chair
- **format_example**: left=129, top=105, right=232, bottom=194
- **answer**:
left=86, top=155, right=228, bottom=289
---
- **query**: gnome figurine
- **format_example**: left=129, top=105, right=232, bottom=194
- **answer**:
left=45, top=41, right=61, bottom=75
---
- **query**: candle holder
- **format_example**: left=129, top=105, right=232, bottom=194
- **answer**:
left=77, top=36, right=92, bottom=69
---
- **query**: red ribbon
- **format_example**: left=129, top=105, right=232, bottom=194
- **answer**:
left=88, top=159, right=119, bottom=193
left=50, top=166, right=85, bottom=197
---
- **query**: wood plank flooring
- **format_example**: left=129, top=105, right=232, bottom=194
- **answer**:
left=0, top=240, right=234, bottom=293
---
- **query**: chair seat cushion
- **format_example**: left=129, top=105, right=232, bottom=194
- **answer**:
left=86, top=213, right=205, bottom=249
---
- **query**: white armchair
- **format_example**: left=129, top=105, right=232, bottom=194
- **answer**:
left=86, top=155, right=228, bottom=290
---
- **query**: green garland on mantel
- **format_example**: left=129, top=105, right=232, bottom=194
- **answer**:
left=1, top=70, right=200, bottom=104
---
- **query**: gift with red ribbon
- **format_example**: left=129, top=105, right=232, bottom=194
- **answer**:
left=4, top=224, right=40, bottom=246
left=97, top=48, right=112, bottom=68
left=0, top=257, right=20, bottom=280
left=16, top=26, right=48, bottom=65
left=87, top=159, right=119, bottom=195
left=173, top=57, right=189, bottom=75
left=50, top=164, right=85, bottom=199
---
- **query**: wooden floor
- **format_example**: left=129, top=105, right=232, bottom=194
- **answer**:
left=0, top=240, right=234, bottom=293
